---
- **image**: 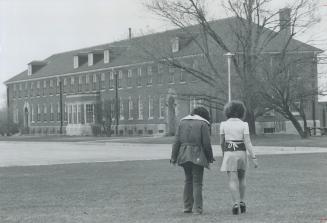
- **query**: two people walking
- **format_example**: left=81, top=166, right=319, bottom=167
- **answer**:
left=170, top=100, right=258, bottom=215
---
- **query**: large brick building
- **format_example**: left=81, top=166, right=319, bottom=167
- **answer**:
left=4, top=14, right=325, bottom=136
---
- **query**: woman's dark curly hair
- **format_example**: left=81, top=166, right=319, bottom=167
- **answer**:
left=223, top=100, right=246, bottom=119
left=192, top=106, right=210, bottom=122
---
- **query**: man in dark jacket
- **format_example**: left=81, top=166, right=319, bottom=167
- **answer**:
left=171, top=107, right=214, bottom=215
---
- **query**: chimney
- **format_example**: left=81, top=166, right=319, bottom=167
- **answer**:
left=128, top=27, right=132, bottom=40
left=279, top=8, right=291, bottom=36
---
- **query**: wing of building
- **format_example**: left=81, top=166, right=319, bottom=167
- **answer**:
left=4, top=14, right=324, bottom=136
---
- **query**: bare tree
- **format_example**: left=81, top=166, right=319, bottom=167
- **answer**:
left=145, top=0, right=321, bottom=136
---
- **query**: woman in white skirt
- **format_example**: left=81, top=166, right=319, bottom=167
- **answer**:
left=220, top=101, right=258, bottom=215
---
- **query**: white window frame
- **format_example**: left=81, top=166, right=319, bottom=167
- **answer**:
left=128, top=96, right=133, bottom=120
left=73, top=56, right=79, bottom=68
left=88, top=53, right=93, bottom=66
left=159, top=95, right=165, bottom=119
left=104, top=50, right=110, bottom=63
left=138, top=96, right=143, bottom=120
left=171, top=37, right=179, bottom=53
left=147, top=66, right=153, bottom=85
left=118, top=70, right=123, bottom=89
left=120, top=98, right=124, bottom=120
left=109, top=72, right=114, bottom=90
left=148, top=96, right=154, bottom=119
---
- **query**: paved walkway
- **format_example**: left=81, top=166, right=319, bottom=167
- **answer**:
left=0, top=141, right=326, bottom=167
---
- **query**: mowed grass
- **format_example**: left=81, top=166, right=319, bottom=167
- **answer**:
left=0, top=153, right=326, bottom=223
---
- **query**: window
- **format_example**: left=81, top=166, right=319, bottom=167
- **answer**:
left=78, top=105, right=82, bottom=123
left=118, top=71, right=123, bottom=89
left=13, top=106, right=19, bottom=124
left=190, top=96, right=197, bottom=112
left=68, top=105, right=72, bottom=124
left=18, top=83, right=22, bottom=98
left=49, top=80, right=53, bottom=95
left=180, top=68, right=186, bottom=83
left=31, top=106, right=34, bottom=123
left=63, top=78, right=67, bottom=93
left=78, top=76, right=83, bottom=92
left=147, top=66, right=153, bottom=85
left=191, top=60, right=198, bottom=82
left=30, top=82, right=34, bottom=97
left=120, top=98, right=124, bottom=120
left=104, top=50, right=110, bottom=63
left=43, top=104, right=47, bottom=122
left=168, top=67, right=175, bottom=84
left=128, top=97, right=133, bottom=120
left=71, top=76, right=75, bottom=85
left=25, top=82, right=28, bottom=97
left=127, top=69, right=132, bottom=87
left=88, top=53, right=93, bottom=66
left=86, top=74, right=90, bottom=91
left=86, top=104, right=94, bottom=123
left=37, top=81, right=40, bottom=96
left=73, top=105, right=77, bottom=124
left=171, top=37, right=179, bottom=53
left=101, top=73, right=105, bottom=89
left=137, top=67, right=142, bottom=86
left=74, top=56, right=79, bottom=68
left=159, top=95, right=166, bottom=118
left=109, top=72, right=114, bottom=89
left=50, top=104, right=54, bottom=121
left=157, top=64, right=163, bottom=84
left=56, top=79, right=60, bottom=94
left=92, top=74, right=97, bottom=90
left=57, top=102, right=61, bottom=122
left=290, top=101, right=301, bottom=116
left=138, top=96, right=143, bottom=120
left=43, top=80, right=46, bottom=96
left=148, top=96, right=154, bottom=119
left=64, top=104, right=67, bottom=122
left=37, top=104, right=41, bottom=121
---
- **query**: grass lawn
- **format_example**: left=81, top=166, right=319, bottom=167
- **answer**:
left=0, top=153, right=326, bottom=223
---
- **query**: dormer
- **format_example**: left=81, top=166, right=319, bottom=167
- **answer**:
left=88, top=53, right=93, bottom=66
left=104, top=49, right=110, bottom=64
left=27, top=61, right=46, bottom=76
left=73, top=52, right=88, bottom=69
left=171, top=37, right=179, bottom=53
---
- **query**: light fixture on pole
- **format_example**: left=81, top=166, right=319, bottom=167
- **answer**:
left=224, top=52, right=235, bottom=102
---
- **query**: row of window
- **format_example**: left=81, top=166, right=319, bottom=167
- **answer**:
left=13, top=95, right=168, bottom=125
left=11, top=62, right=200, bottom=98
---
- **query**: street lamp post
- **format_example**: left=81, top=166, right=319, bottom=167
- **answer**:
left=224, top=52, right=235, bottom=102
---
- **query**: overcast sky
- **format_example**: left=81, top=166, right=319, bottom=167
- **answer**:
left=1, top=0, right=327, bottom=107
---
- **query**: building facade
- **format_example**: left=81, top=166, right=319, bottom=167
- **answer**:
left=5, top=16, right=325, bottom=136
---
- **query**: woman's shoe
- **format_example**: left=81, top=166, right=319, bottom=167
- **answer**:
left=240, top=201, right=246, bottom=214
left=232, top=204, right=239, bottom=215
left=183, top=209, right=192, bottom=213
